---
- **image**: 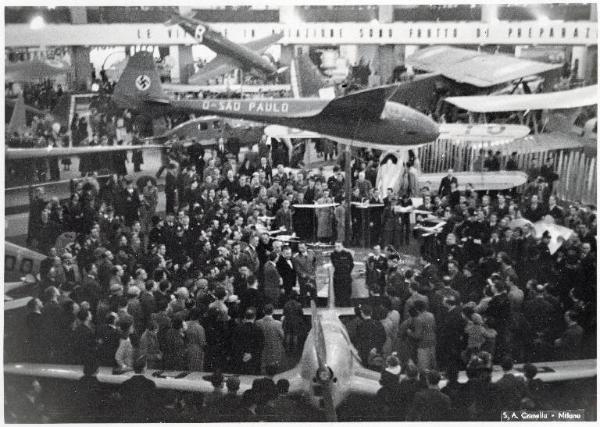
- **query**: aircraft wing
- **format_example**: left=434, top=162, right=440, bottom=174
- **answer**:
left=6, top=97, right=47, bottom=117
left=6, top=144, right=163, bottom=161
left=243, top=32, right=284, bottom=54
left=4, top=297, right=33, bottom=311
left=348, top=375, right=381, bottom=395
left=417, top=171, right=528, bottom=192
left=163, top=83, right=291, bottom=93
left=406, top=46, right=561, bottom=88
left=438, top=123, right=531, bottom=141
left=6, top=59, right=70, bottom=81
left=188, top=55, right=242, bottom=85
left=3, top=362, right=300, bottom=393
left=349, top=358, right=596, bottom=391
left=445, top=85, right=598, bottom=113
left=450, top=359, right=597, bottom=386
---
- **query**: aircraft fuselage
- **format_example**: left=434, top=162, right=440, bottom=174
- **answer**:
left=165, top=98, right=439, bottom=146
left=177, top=19, right=278, bottom=76
left=204, top=30, right=278, bottom=75
left=298, top=311, right=360, bottom=409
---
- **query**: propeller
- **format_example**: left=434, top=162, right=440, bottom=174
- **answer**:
left=311, top=301, right=337, bottom=422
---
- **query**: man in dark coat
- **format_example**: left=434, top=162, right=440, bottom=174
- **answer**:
left=276, top=246, right=297, bottom=297
left=354, top=304, right=386, bottom=366
left=274, top=200, right=294, bottom=233
left=165, top=164, right=178, bottom=215
left=40, top=286, right=65, bottom=362
left=119, top=357, right=157, bottom=422
left=97, top=312, right=121, bottom=367
left=72, top=359, right=106, bottom=422
left=495, top=357, right=528, bottom=410
left=437, top=297, right=467, bottom=371
left=438, top=169, right=458, bottom=198
left=160, top=317, right=187, bottom=370
left=231, top=308, right=264, bottom=374
left=24, top=298, right=44, bottom=362
left=393, top=364, right=426, bottom=419
left=121, top=178, right=141, bottom=227
left=406, top=370, right=451, bottom=421
left=330, top=242, right=354, bottom=307
left=71, top=309, right=97, bottom=365
left=81, top=262, right=101, bottom=313
left=485, top=277, right=512, bottom=360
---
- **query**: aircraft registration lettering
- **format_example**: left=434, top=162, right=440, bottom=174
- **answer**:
left=248, top=102, right=289, bottom=113
left=202, top=101, right=241, bottom=111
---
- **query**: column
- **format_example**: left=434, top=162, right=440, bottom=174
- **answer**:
left=378, top=5, right=394, bottom=23
left=69, top=6, right=87, bottom=24
left=280, top=45, right=294, bottom=67
left=480, top=4, right=499, bottom=23
left=71, top=46, right=92, bottom=91
left=375, top=45, right=393, bottom=84
left=279, top=5, right=298, bottom=25
left=571, top=45, right=591, bottom=82
left=169, top=45, right=194, bottom=84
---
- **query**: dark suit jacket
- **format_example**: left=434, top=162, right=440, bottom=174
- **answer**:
left=495, top=373, right=528, bottom=410
left=275, top=208, right=294, bottom=232
left=97, top=324, right=121, bottom=367
left=438, top=175, right=458, bottom=197
left=72, top=375, right=106, bottom=422
left=120, top=374, right=157, bottom=422
left=407, top=388, right=452, bottom=421
left=72, top=324, right=97, bottom=364
left=240, top=287, right=265, bottom=318
left=231, top=322, right=264, bottom=374
left=276, top=257, right=297, bottom=292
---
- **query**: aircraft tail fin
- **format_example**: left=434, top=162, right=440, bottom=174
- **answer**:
left=291, top=54, right=335, bottom=99
left=113, top=52, right=170, bottom=110
left=7, top=93, right=26, bottom=135
left=317, top=84, right=398, bottom=122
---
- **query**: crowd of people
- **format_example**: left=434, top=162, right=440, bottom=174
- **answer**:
left=11, top=105, right=597, bottom=421
left=6, top=80, right=65, bottom=111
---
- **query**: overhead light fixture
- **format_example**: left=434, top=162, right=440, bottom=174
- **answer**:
left=30, top=16, right=46, bottom=30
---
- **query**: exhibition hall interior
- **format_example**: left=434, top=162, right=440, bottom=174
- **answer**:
left=3, top=3, right=598, bottom=422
